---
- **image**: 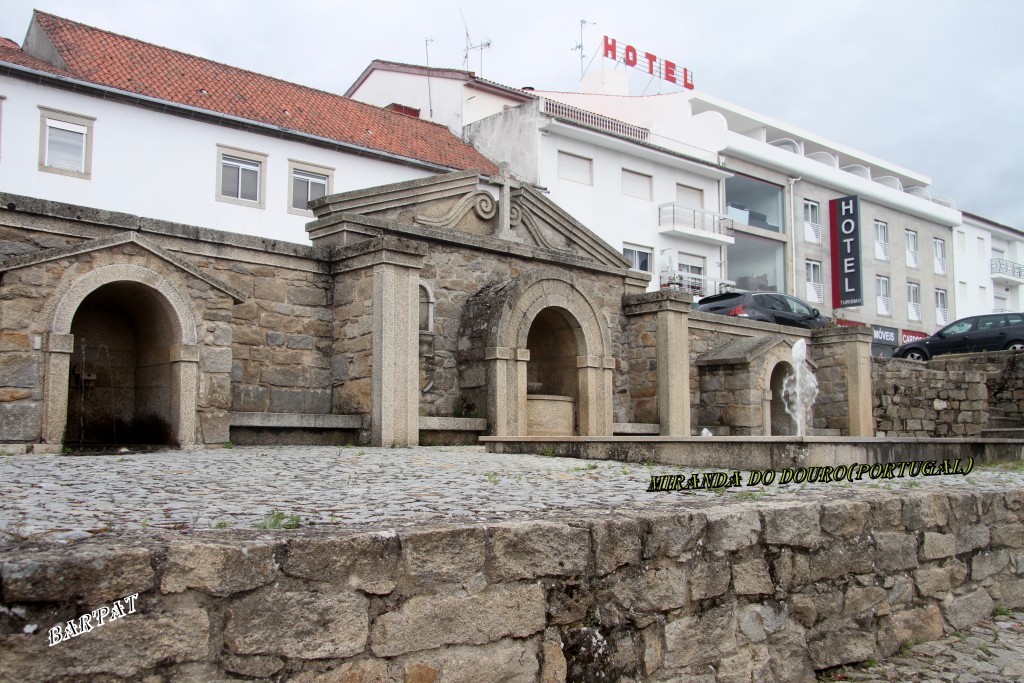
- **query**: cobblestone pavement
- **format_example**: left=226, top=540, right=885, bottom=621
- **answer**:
left=818, top=610, right=1024, bottom=682
left=1, top=445, right=1022, bottom=543
left=1, top=445, right=1023, bottom=680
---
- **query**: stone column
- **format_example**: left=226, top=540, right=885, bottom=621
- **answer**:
left=623, top=290, right=693, bottom=436
left=171, top=344, right=200, bottom=446
left=576, top=355, right=615, bottom=436
left=334, top=237, right=425, bottom=447
left=372, top=261, right=420, bottom=447
left=487, top=348, right=528, bottom=436
left=40, top=333, right=74, bottom=446
left=810, top=326, right=874, bottom=436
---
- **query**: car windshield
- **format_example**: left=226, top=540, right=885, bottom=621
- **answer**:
left=940, top=319, right=974, bottom=335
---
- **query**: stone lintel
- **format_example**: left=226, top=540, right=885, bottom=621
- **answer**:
left=332, top=236, right=426, bottom=274
left=622, top=289, right=694, bottom=317
left=576, top=355, right=602, bottom=369
left=47, top=333, right=74, bottom=354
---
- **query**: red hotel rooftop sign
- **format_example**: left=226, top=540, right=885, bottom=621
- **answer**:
left=602, top=36, right=694, bottom=89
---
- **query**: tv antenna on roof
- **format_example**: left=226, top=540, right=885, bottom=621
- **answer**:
left=572, top=18, right=596, bottom=78
left=424, top=37, right=435, bottom=118
left=460, top=9, right=491, bottom=76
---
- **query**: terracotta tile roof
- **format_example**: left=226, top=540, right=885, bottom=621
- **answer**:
left=0, top=35, right=70, bottom=76
left=8, top=12, right=497, bottom=174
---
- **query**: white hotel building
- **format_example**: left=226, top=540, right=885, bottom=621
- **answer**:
left=349, top=62, right=975, bottom=353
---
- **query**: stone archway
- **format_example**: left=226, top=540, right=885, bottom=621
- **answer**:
left=43, top=265, right=200, bottom=448
left=769, top=361, right=797, bottom=436
left=482, top=269, right=614, bottom=437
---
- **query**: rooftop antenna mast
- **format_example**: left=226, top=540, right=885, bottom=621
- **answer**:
left=572, top=18, right=595, bottom=78
left=424, top=37, right=435, bottom=118
left=460, top=9, right=491, bottom=76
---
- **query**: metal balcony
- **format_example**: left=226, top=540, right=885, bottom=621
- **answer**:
left=991, top=258, right=1024, bottom=285
left=876, top=295, right=892, bottom=316
left=906, top=249, right=919, bottom=269
left=936, top=308, right=949, bottom=326
left=539, top=98, right=722, bottom=166
left=804, top=221, right=821, bottom=244
left=658, top=204, right=735, bottom=244
left=660, top=271, right=736, bottom=297
left=805, top=281, right=824, bottom=304
left=907, top=301, right=922, bottom=322
left=934, top=257, right=947, bottom=275
left=875, top=241, right=890, bottom=261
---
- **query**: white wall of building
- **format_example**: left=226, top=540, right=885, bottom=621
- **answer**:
left=0, top=76, right=434, bottom=244
left=350, top=70, right=467, bottom=133
left=536, top=127, right=728, bottom=285
left=956, top=214, right=1024, bottom=316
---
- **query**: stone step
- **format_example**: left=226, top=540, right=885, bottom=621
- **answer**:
left=979, top=428, right=1024, bottom=439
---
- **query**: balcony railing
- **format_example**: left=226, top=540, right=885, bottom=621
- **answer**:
left=934, top=257, right=947, bottom=275
left=991, top=258, right=1024, bottom=281
left=906, top=249, right=919, bottom=269
left=876, top=295, right=892, bottom=316
left=804, top=221, right=821, bottom=244
left=539, top=98, right=721, bottom=166
left=908, top=301, right=922, bottom=322
left=805, top=281, right=824, bottom=304
left=660, top=271, right=736, bottom=297
left=936, top=307, right=949, bottom=326
left=875, top=241, right=890, bottom=261
left=658, top=203, right=734, bottom=241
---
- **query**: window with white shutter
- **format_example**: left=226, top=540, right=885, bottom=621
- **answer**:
left=38, top=107, right=94, bottom=179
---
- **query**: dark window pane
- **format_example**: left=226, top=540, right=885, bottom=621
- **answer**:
left=293, top=177, right=308, bottom=209
left=221, top=163, right=240, bottom=198
left=240, top=167, right=258, bottom=201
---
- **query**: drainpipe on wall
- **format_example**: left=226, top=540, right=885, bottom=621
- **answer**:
left=787, top=176, right=802, bottom=297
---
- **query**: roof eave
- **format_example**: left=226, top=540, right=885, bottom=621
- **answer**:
left=0, top=59, right=472, bottom=175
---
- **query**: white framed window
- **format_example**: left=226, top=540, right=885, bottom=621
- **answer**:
left=217, top=145, right=267, bottom=209
left=876, top=275, right=891, bottom=316
left=623, top=244, right=652, bottom=272
left=933, top=237, right=947, bottom=275
left=935, top=289, right=948, bottom=326
left=676, top=184, right=703, bottom=209
left=905, top=230, right=919, bottom=269
left=907, top=282, right=921, bottom=321
left=874, top=220, right=889, bottom=261
left=622, top=169, right=652, bottom=200
left=557, top=151, right=592, bottom=185
left=288, top=160, right=333, bottom=215
left=805, top=260, right=823, bottom=303
left=38, top=107, right=95, bottom=179
left=803, top=199, right=821, bottom=243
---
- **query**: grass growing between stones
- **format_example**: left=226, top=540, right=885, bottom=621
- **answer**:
left=254, top=511, right=300, bottom=529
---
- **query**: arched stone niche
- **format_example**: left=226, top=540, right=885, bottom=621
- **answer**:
left=43, top=264, right=200, bottom=447
left=462, top=268, right=615, bottom=437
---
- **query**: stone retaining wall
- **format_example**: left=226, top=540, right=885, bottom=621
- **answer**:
left=2, top=488, right=1021, bottom=682
left=872, top=351, right=1024, bottom=437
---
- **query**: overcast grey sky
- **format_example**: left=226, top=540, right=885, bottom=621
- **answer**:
left=2, top=1, right=1022, bottom=228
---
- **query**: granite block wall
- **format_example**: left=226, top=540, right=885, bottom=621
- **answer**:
left=1, top=488, right=1021, bottom=682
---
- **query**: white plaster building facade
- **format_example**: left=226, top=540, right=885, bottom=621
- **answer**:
left=349, top=62, right=736, bottom=295
left=348, top=62, right=969, bottom=347
left=0, top=14, right=496, bottom=246
left=955, top=212, right=1024, bottom=316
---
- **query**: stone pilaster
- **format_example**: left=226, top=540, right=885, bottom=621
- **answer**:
left=810, top=326, right=874, bottom=437
left=334, top=237, right=425, bottom=447
left=624, top=290, right=693, bottom=436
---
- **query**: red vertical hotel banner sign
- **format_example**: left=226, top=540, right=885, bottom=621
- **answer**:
left=829, top=195, right=864, bottom=309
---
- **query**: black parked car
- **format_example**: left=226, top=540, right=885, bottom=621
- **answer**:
left=694, top=291, right=829, bottom=329
left=894, top=312, right=1024, bottom=360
